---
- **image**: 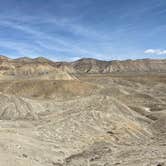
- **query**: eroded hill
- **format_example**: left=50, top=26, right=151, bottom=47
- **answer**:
left=0, top=56, right=75, bottom=80
left=0, top=55, right=166, bottom=166
left=0, top=56, right=166, bottom=76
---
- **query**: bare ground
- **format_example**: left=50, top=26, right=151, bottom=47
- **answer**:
left=0, top=72, right=166, bottom=166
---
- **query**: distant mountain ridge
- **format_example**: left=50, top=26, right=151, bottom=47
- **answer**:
left=0, top=55, right=166, bottom=74
left=63, top=57, right=166, bottom=73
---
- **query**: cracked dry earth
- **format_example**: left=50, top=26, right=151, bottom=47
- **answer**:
left=0, top=73, right=166, bottom=166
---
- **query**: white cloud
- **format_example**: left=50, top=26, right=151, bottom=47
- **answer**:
left=144, top=49, right=166, bottom=55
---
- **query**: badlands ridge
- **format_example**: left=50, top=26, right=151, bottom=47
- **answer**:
left=0, top=55, right=166, bottom=166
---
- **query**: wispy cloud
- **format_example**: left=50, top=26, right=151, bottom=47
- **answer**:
left=0, top=40, right=42, bottom=57
left=0, top=0, right=166, bottom=60
left=144, top=49, right=166, bottom=55
left=0, top=14, right=112, bottom=60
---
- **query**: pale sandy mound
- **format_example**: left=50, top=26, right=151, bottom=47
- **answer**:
left=0, top=93, right=41, bottom=120
left=0, top=95, right=152, bottom=166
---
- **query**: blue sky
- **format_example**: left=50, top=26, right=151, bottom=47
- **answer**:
left=0, top=0, right=166, bottom=61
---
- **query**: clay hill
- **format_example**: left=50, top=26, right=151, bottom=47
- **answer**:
left=0, top=55, right=166, bottom=166
left=0, top=56, right=75, bottom=80
left=69, top=58, right=166, bottom=73
left=0, top=56, right=166, bottom=77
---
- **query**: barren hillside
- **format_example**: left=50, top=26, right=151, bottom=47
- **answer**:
left=0, top=56, right=75, bottom=80
left=69, top=58, right=166, bottom=73
left=1, top=56, right=166, bottom=76
left=0, top=56, right=166, bottom=166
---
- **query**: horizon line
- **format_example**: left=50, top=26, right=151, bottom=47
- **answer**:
left=0, top=54, right=166, bottom=62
